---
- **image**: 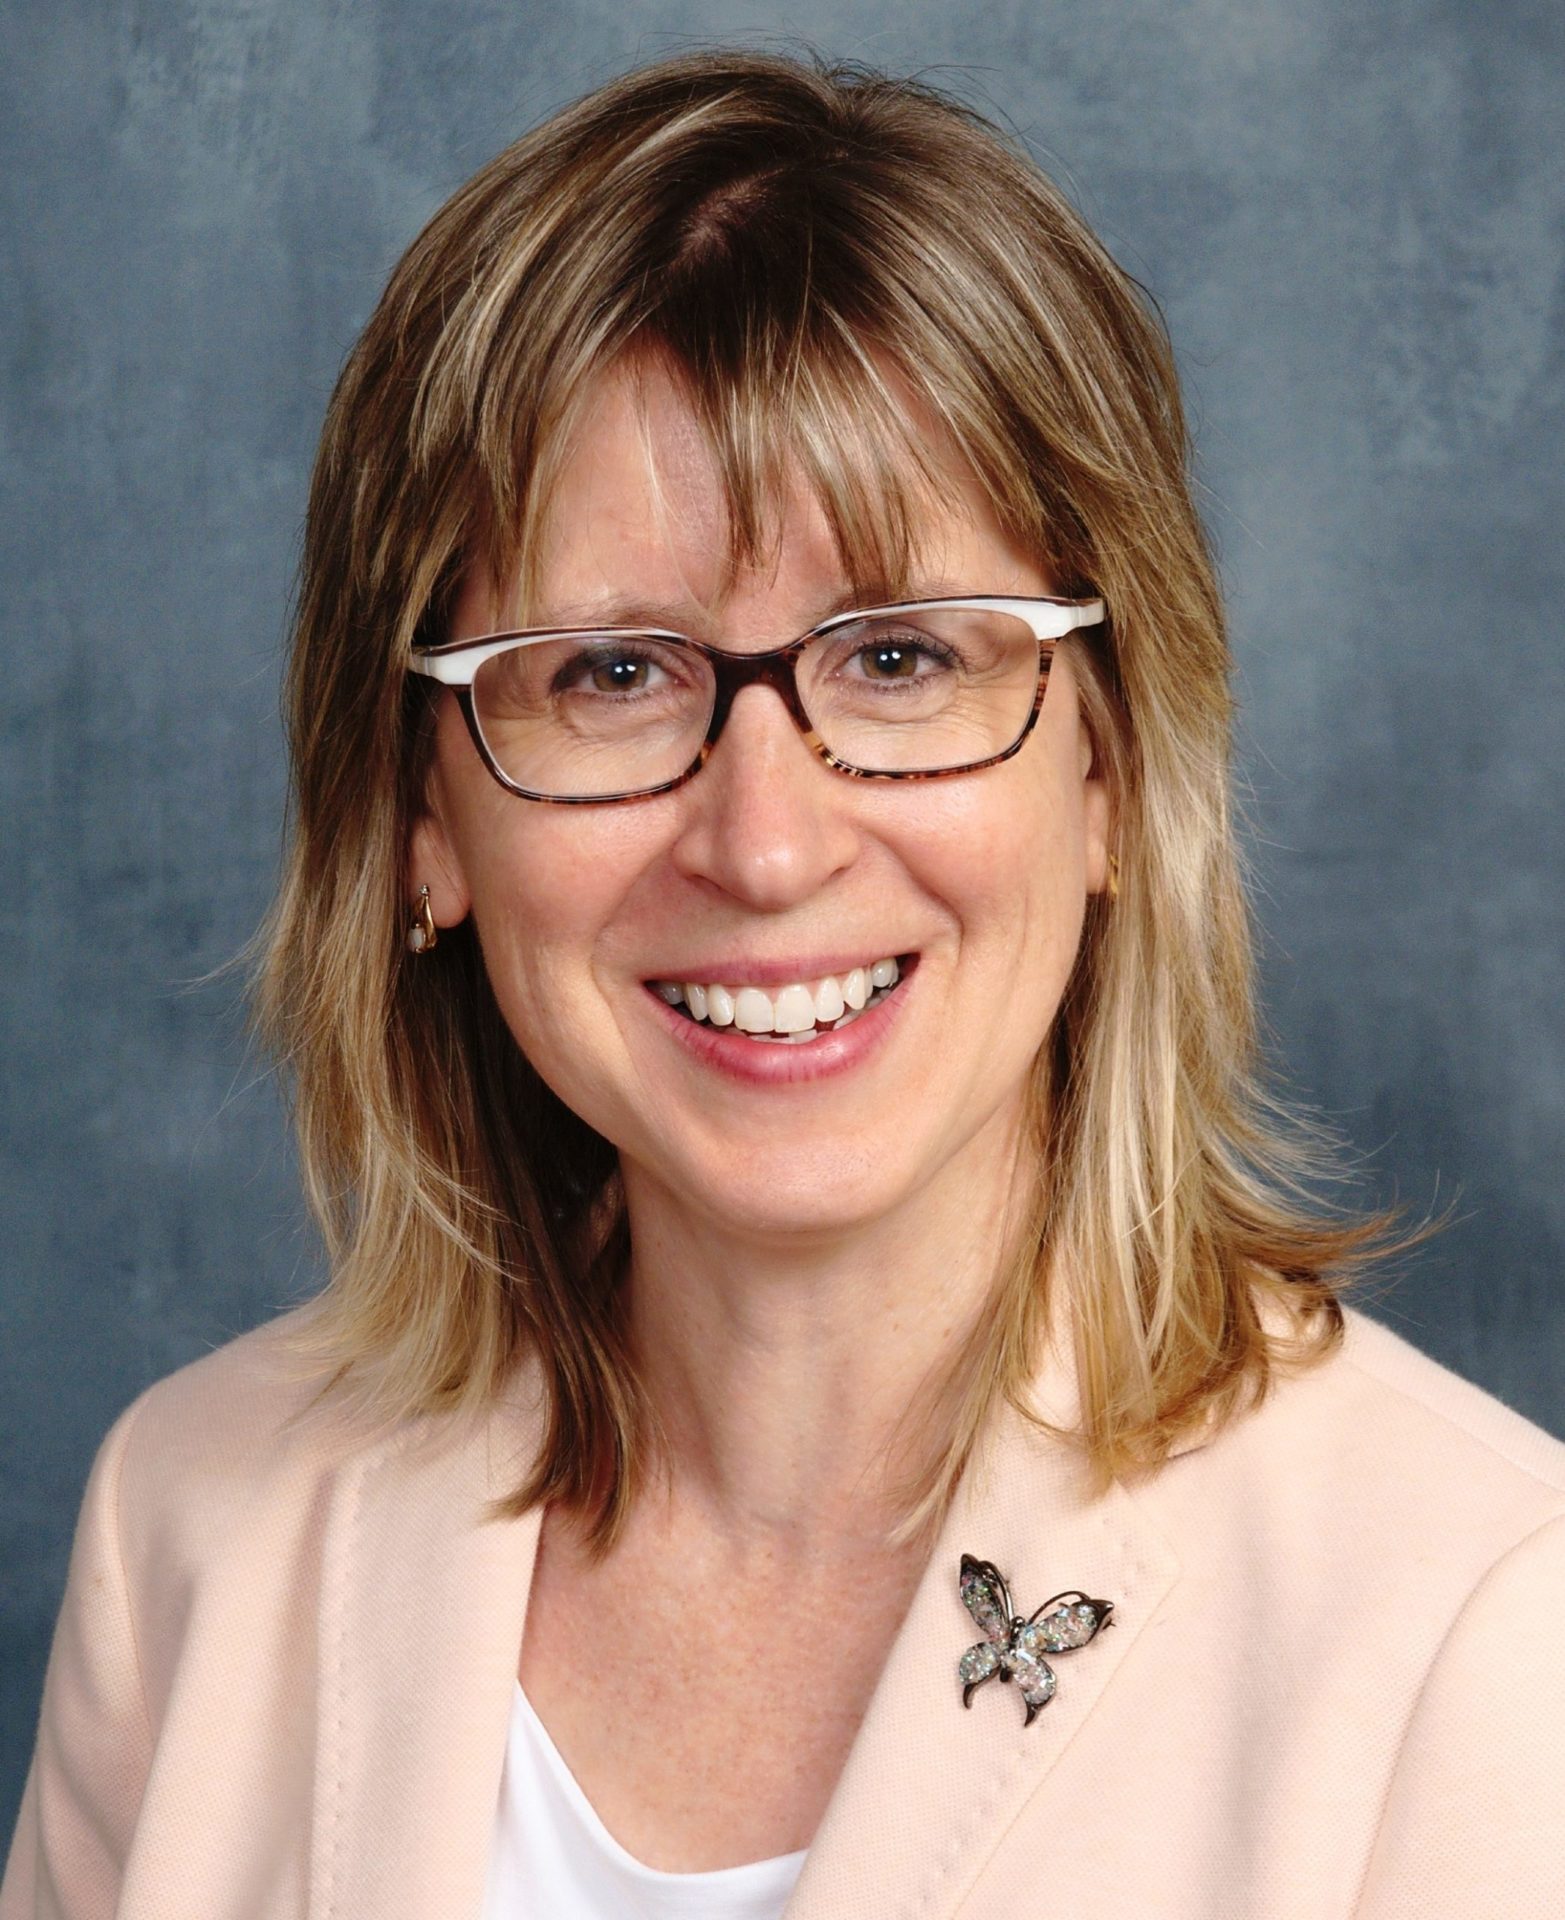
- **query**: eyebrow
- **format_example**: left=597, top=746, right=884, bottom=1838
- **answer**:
left=528, top=578, right=974, bottom=633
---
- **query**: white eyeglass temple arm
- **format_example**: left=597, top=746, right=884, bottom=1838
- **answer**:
left=823, top=596, right=1105, bottom=639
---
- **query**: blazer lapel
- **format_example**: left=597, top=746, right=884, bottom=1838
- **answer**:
left=783, top=1321, right=1186, bottom=1920
left=311, top=1360, right=549, bottom=1920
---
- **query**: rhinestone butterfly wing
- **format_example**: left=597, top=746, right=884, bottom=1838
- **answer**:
left=958, top=1552, right=1114, bottom=1727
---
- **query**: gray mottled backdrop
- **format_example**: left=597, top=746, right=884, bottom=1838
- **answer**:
left=3, top=0, right=1562, bottom=1825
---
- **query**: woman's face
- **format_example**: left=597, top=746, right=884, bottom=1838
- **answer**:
left=413, top=361, right=1110, bottom=1240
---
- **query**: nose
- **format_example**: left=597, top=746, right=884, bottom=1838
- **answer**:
left=666, top=683, right=861, bottom=910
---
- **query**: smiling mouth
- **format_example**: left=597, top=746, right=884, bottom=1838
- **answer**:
left=647, top=955, right=915, bottom=1044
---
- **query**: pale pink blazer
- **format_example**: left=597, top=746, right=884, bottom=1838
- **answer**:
left=4, top=1301, right=1563, bottom=1919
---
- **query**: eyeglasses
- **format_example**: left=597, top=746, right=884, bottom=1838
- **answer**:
left=409, top=594, right=1106, bottom=804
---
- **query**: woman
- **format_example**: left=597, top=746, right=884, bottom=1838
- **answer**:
left=4, top=48, right=1561, bottom=1920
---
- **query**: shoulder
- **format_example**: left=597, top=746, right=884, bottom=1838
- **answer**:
left=112, top=1300, right=359, bottom=1468
left=96, top=1303, right=387, bottom=1599
left=1311, top=1303, right=1565, bottom=1504
left=1323, top=1314, right=1565, bottom=1911
left=1338, top=1304, right=1565, bottom=1472
left=1225, top=1297, right=1565, bottom=1494
left=1143, top=1300, right=1565, bottom=1610
left=94, top=1304, right=543, bottom=1588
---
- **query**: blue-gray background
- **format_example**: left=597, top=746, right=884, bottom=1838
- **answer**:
left=3, top=0, right=1562, bottom=1828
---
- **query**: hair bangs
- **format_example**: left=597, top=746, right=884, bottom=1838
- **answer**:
left=446, top=123, right=1066, bottom=625
left=460, top=212, right=985, bottom=620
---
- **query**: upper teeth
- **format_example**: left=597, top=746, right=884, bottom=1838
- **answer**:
left=651, top=957, right=902, bottom=1034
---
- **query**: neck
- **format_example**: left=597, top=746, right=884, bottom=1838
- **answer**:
left=616, top=1102, right=1036, bottom=1569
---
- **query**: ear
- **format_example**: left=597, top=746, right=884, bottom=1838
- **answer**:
left=407, top=768, right=472, bottom=931
left=1078, top=711, right=1113, bottom=897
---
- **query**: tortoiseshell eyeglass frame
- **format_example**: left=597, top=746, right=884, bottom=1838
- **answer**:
left=408, top=593, right=1107, bottom=805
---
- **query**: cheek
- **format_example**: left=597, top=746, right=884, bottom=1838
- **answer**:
left=901, top=728, right=1090, bottom=971
left=446, top=791, right=687, bottom=1132
left=461, top=812, right=632, bottom=1015
left=456, top=830, right=632, bottom=1134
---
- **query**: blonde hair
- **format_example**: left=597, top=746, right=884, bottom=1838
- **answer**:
left=260, top=48, right=1394, bottom=1553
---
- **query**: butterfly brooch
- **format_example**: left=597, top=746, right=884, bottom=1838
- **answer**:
left=957, top=1552, right=1115, bottom=1727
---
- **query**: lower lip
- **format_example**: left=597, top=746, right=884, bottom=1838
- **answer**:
left=641, top=965, right=916, bottom=1087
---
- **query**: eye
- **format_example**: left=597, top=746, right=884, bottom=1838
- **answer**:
left=548, top=641, right=684, bottom=697
left=855, top=640, right=928, bottom=680
left=841, top=626, right=958, bottom=682
left=583, top=654, right=665, bottom=694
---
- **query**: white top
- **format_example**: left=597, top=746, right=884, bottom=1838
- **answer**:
left=482, top=1681, right=810, bottom=1919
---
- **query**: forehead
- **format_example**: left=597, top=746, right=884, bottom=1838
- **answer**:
left=468, top=356, right=1037, bottom=633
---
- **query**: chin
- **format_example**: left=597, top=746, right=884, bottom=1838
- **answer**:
left=638, top=1146, right=916, bottom=1244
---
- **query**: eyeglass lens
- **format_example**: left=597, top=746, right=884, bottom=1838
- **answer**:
left=468, top=607, right=1045, bottom=798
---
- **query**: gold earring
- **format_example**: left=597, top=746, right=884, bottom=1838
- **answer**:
left=1106, top=853, right=1120, bottom=902
left=406, top=885, right=438, bottom=954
